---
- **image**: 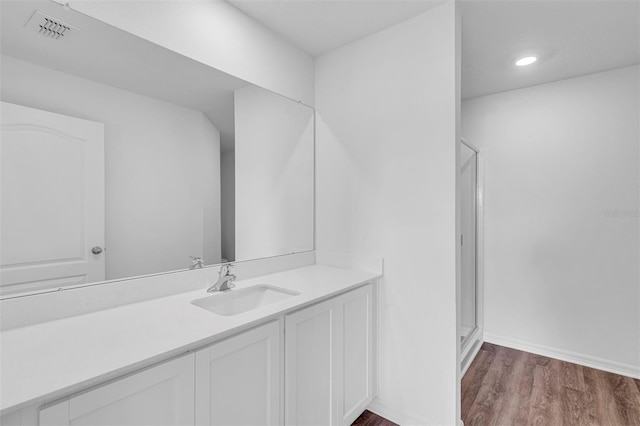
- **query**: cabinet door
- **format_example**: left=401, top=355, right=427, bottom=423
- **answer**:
left=284, top=297, right=339, bottom=426
left=39, top=354, right=195, bottom=426
left=195, top=321, right=281, bottom=426
left=284, top=284, right=374, bottom=426
left=338, top=285, right=374, bottom=425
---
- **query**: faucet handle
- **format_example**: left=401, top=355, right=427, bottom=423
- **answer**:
left=189, top=256, right=204, bottom=269
left=219, top=263, right=233, bottom=275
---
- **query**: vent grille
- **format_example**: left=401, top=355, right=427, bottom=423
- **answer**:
left=25, top=11, right=78, bottom=40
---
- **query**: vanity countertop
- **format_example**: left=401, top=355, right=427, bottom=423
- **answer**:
left=0, top=264, right=380, bottom=414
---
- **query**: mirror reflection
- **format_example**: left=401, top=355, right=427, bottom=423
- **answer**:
left=0, top=1, right=314, bottom=297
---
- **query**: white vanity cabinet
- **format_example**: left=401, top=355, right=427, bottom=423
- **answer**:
left=195, top=321, right=281, bottom=426
left=4, top=281, right=376, bottom=426
left=284, top=284, right=374, bottom=426
left=36, top=321, right=282, bottom=426
left=39, top=354, right=195, bottom=426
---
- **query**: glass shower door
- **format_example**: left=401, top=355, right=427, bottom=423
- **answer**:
left=460, top=141, right=478, bottom=348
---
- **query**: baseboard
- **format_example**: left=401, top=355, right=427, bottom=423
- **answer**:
left=367, top=398, right=430, bottom=425
left=461, top=337, right=483, bottom=377
left=484, top=332, right=640, bottom=379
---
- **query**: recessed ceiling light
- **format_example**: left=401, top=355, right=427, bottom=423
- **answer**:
left=515, top=56, right=538, bottom=67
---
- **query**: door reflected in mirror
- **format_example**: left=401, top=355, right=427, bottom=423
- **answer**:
left=0, top=1, right=314, bottom=297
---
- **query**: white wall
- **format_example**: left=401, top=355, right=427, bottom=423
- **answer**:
left=220, top=149, right=236, bottom=262
left=315, top=2, right=460, bottom=424
left=462, top=65, right=640, bottom=374
left=69, top=0, right=315, bottom=106
left=234, top=85, right=314, bottom=262
left=1, top=55, right=222, bottom=280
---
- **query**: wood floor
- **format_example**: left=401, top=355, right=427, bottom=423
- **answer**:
left=463, top=343, right=640, bottom=426
left=351, top=410, right=398, bottom=426
left=352, top=343, right=640, bottom=426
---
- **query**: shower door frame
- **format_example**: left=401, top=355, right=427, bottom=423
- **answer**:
left=459, top=138, right=484, bottom=376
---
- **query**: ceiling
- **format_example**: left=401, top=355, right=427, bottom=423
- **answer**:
left=2, top=1, right=637, bottom=110
left=460, top=0, right=640, bottom=99
left=226, top=0, right=447, bottom=57
left=0, top=0, right=249, bottom=151
left=226, top=0, right=640, bottom=99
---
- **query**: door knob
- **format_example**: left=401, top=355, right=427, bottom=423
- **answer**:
left=91, top=246, right=103, bottom=255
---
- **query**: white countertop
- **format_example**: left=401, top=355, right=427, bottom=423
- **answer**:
left=0, top=265, right=379, bottom=414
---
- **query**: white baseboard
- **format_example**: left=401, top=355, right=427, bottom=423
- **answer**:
left=484, top=332, right=640, bottom=379
left=367, top=398, right=430, bottom=425
left=461, top=337, right=483, bottom=377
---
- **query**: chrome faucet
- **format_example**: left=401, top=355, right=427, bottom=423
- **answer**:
left=189, top=256, right=204, bottom=270
left=207, top=264, right=236, bottom=292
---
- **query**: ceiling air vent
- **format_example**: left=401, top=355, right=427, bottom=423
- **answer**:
left=25, top=11, right=78, bottom=40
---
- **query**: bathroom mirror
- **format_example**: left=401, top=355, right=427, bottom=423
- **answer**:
left=0, top=1, right=314, bottom=297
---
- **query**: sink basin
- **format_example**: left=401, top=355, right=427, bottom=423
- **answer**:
left=191, top=285, right=300, bottom=316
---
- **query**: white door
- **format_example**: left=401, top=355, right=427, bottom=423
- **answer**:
left=195, top=321, right=281, bottom=426
left=39, top=354, right=195, bottom=426
left=0, top=101, right=105, bottom=295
